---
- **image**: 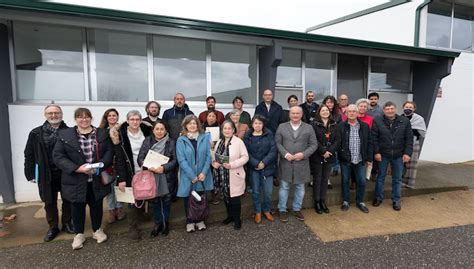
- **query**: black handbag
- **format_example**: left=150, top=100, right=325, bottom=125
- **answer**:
left=187, top=182, right=210, bottom=222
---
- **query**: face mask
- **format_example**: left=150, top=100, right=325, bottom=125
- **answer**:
left=404, top=109, right=413, bottom=116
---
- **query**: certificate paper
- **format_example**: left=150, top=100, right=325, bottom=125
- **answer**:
left=143, top=150, right=169, bottom=169
left=206, top=127, right=220, bottom=142
left=114, top=187, right=135, bottom=203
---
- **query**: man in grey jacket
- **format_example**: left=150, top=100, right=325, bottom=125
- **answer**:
left=275, top=106, right=318, bottom=222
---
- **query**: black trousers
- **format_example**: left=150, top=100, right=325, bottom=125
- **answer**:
left=44, top=171, right=72, bottom=228
left=224, top=196, right=241, bottom=221
left=312, top=162, right=332, bottom=201
left=71, top=183, right=103, bottom=233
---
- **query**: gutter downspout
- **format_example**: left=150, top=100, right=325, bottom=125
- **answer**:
left=414, top=0, right=433, bottom=47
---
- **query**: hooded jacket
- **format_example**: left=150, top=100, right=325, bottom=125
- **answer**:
left=162, top=104, right=194, bottom=140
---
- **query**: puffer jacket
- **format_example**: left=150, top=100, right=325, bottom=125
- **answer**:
left=243, top=128, right=277, bottom=177
left=372, top=114, right=413, bottom=158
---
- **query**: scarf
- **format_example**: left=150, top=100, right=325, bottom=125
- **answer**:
left=150, top=133, right=170, bottom=196
left=187, top=131, right=199, bottom=140
left=42, top=121, right=60, bottom=167
left=213, top=137, right=232, bottom=202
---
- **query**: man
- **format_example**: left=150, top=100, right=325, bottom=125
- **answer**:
left=225, top=96, right=251, bottom=125
left=338, top=104, right=373, bottom=213
left=198, top=96, right=225, bottom=124
left=299, top=90, right=319, bottom=123
left=162, top=93, right=194, bottom=140
left=275, top=106, right=317, bottom=222
left=338, top=94, right=349, bottom=122
left=372, top=102, right=413, bottom=211
left=24, top=104, right=74, bottom=242
left=142, top=101, right=161, bottom=125
left=254, top=89, right=283, bottom=134
left=367, top=92, right=383, bottom=118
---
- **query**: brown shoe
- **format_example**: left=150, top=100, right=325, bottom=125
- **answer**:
left=254, top=213, right=262, bottom=224
left=108, top=210, right=117, bottom=224
left=263, top=212, right=274, bottom=222
left=116, top=207, right=126, bottom=221
left=293, top=211, right=305, bottom=221
left=279, top=211, right=289, bottom=223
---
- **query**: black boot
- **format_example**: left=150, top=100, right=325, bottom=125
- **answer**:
left=222, top=201, right=233, bottom=224
left=127, top=207, right=141, bottom=240
left=150, top=222, right=163, bottom=238
left=161, top=222, right=170, bottom=236
left=314, top=200, right=323, bottom=214
left=321, top=200, right=330, bottom=214
left=231, top=201, right=242, bottom=230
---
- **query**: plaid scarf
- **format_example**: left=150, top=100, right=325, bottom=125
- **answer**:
left=76, top=127, right=97, bottom=182
left=213, top=137, right=232, bottom=203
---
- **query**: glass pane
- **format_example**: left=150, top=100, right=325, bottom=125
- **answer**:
left=211, top=42, right=257, bottom=104
left=92, top=30, right=148, bottom=102
left=305, top=51, right=334, bottom=103
left=452, top=4, right=473, bottom=51
left=276, top=49, right=302, bottom=86
left=154, top=36, right=206, bottom=101
left=13, top=22, right=84, bottom=100
left=426, top=2, right=452, bottom=48
left=337, top=54, right=368, bottom=104
left=370, top=57, right=411, bottom=92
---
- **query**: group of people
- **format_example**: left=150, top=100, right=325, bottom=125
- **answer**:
left=24, top=89, right=426, bottom=250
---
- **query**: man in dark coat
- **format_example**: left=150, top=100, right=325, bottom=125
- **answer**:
left=24, top=104, right=74, bottom=242
left=372, top=101, right=413, bottom=211
left=299, top=90, right=319, bottom=123
left=162, top=93, right=194, bottom=140
left=254, top=89, right=283, bottom=134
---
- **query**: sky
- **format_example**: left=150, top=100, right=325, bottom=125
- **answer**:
left=53, top=0, right=388, bottom=32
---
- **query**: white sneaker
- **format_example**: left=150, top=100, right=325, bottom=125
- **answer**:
left=186, top=223, right=195, bottom=233
left=196, top=221, right=206, bottom=231
left=92, top=228, right=107, bottom=243
left=72, top=233, right=86, bottom=250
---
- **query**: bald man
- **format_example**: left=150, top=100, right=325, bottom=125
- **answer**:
left=254, top=89, right=283, bottom=134
left=162, top=93, right=194, bottom=140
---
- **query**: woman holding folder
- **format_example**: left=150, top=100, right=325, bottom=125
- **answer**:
left=137, top=120, right=177, bottom=237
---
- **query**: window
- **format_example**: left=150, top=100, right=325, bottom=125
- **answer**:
left=452, top=4, right=474, bottom=51
left=211, top=42, right=257, bottom=104
left=13, top=22, right=85, bottom=100
left=426, top=2, right=452, bottom=49
left=276, top=49, right=302, bottom=86
left=370, top=57, right=411, bottom=92
left=305, top=51, right=335, bottom=102
left=154, top=36, right=206, bottom=101
left=90, top=30, right=148, bottom=102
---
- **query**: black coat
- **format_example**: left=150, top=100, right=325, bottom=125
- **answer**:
left=111, top=122, right=152, bottom=187
left=337, top=119, right=373, bottom=164
left=311, top=119, right=340, bottom=164
left=300, top=102, right=319, bottom=123
left=137, top=136, right=178, bottom=192
left=243, top=128, right=277, bottom=177
left=24, top=121, right=68, bottom=203
left=372, top=115, right=413, bottom=158
left=53, top=127, right=114, bottom=203
left=254, top=101, right=283, bottom=134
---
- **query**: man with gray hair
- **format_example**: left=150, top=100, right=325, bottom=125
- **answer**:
left=162, top=93, right=194, bottom=140
left=24, top=104, right=74, bottom=242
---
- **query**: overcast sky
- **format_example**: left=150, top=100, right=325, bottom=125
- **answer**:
left=53, top=0, right=387, bottom=32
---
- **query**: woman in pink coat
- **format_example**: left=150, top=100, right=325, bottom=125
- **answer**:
left=212, top=120, right=249, bottom=230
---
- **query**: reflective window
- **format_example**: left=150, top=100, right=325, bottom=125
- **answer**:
left=211, top=42, right=257, bottom=104
left=426, top=2, right=452, bottom=49
left=276, top=49, right=302, bottom=86
left=305, top=51, right=335, bottom=103
left=154, top=36, right=206, bottom=101
left=452, top=4, right=474, bottom=51
left=370, top=57, right=411, bottom=92
left=91, top=30, right=148, bottom=102
left=14, top=22, right=84, bottom=100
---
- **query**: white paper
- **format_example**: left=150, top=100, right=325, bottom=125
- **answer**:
left=143, top=150, right=169, bottom=169
left=84, top=162, right=104, bottom=169
left=114, top=187, right=135, bottom=203
left=206, top=127, right=220, bottom=142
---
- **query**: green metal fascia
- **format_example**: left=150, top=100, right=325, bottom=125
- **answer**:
left=414, top=0, right=432, bottom=47
left=305, top=0, right=409, bottom=32
left=0, top=0, right=459, bottom=58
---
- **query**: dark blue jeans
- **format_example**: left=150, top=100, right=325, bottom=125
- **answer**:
left=341, top=161, right=366, bottom=204
left=250, top=170, right=273, bottom=213
left=152, top=194, right=171, bottom=224
left=375, top=156, right=403, bottom=203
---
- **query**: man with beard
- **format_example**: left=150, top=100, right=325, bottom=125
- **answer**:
left=162, top=93, right=194, bottom=140
left=143, top=101, right=161, bottom=125
left=24, top=104, right=74, bottom=242
left=299, top=90, right=319, bottom=123
left=198, top=96, right=225, bottom=125
left=367, top=92, right=383, bottom=119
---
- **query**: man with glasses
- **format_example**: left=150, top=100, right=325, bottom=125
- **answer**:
left=338, top=94, right=349, bottom=122
left=24, top=104, right=74, bottom=242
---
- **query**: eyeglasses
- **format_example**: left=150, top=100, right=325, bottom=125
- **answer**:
left=77, top=117, right=91, bottom=120
left=46, top=112, right=62, bottom=116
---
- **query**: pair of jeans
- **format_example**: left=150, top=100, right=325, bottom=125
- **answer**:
left=71, top=183, right=103, bottom=233
left=153, top=194, right=171, bottom=224
left=341, top=161, right=366, bottom=204
left=278, top=180, right=305, bottom=212
left=106, top=180, right=122, bottom=210
left=44, top=171, right=72, bottom=228
left=312, top=161, right=331, bottom=201
left=375, top=156, right=403, bottom=203
left=250, top=171, right=273, bottom=213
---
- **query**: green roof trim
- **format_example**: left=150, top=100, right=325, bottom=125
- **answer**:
left=305, top=0, right=409, bottom=32
left=414, top=0, right=432, bottom=47
left=0, top=0, right=459, bottom=58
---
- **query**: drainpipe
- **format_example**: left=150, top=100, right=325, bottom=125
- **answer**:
left=414, top=0, right=433, bottom=47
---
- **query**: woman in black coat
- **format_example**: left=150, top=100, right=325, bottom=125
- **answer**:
left=311, top=104, right=341, bottom=214
left=137, top=120, right=177, bottom=238
left=53, top=108, right=113, bottom=250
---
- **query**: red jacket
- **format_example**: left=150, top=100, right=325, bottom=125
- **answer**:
left=358, top=114, right=373, bottom=129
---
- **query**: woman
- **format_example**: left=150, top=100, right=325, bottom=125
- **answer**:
left=99, top=108, right=125, bottom=224
left=243, top=115, right=276, bottom=224
left=212, top=120, right=249, bottom=229
left=311, top=104, right=341, bottom=214
left=202, top=110, right=220, bottom=129
left=402, top=101, right=426, bottom=189
left=229, top=109, right=249, bottom=140
left=176, top=115, right=214, bottom=233
left=53, top=108, right=113, bottom=250
left=356, top=98, right=373, bottom=128
left=110, top=110, right=152, bottom=240
left=322, top=95, right=341, bottom=187
left=281, top=95, right=299, bottom=122
left=137, top=120, right=177, bottom=237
